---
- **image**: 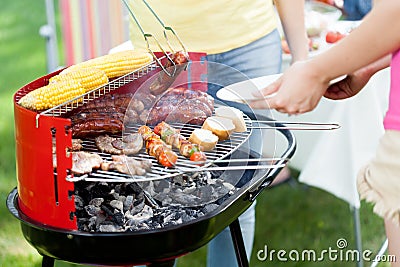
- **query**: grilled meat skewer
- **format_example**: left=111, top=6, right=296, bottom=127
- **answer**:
left=138, top=125, right=178, bottom=168
left=153, top=121, right=206, bottom=162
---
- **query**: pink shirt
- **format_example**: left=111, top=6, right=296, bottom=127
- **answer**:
left=384, top=49, right=400, bottom=130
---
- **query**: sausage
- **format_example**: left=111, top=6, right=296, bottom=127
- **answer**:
left=71, top=118, right=123, bottom=138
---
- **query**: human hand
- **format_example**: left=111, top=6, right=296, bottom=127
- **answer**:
left=249, top=61, right=329, bottom=115
left=324, top=63, right=379, bottom=100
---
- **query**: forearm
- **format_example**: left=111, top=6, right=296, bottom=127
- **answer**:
left=274, top=0, right=309, bottom=62
left=308, top=0, right=400, bottom=83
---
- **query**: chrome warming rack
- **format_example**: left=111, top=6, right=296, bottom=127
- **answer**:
left=35, top=0, right=189, bottom=127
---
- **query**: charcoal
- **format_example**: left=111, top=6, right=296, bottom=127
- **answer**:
left=201, top=204, right=219, bottom=214
left=91, top=183, right=112, bottom=199
left=111, top=211, right=125, bottom=226
left=118, top=195, right=126, bottom=203
left=198, top=186, right=213, bottom=199
left=110, top=199, right=123, bottom=212
left=101, top=204, right=114, bottom=218
left=85, top=205, right=102, bottom=216
left=154, top=179, right=170, bottom=192
left=185, top=209, right=198, bottom=218
left=125, top=183, right=142, bottom=195
left=130, top=200, right=145, bottom=215
left=110, top=192, right=120, bottom=200
left=88, top=216, right=97, bottom=230
left=123, top=195, right=134, bottom=211
left=89, top=197, right=104, bottom=207
left=99, top=222, right=122, bottom=232
left=74, top=195, right=84, bottom=210
left=133, top=191, right=144, bottom=205
left=178, top=212, right=193, bottom=223
left=74, top=169, right=238, bottom=233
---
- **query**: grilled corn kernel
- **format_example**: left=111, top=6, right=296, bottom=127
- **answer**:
left=18, top=80, right=85, bottom=111
left=62, top=50, right=153, bottom=79
left=49, top=67, right=109, bottom=93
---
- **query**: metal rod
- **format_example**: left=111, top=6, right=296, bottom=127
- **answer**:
left=66, top=164, right=286, bottom=183
left=183, top=157, right=290, bottom=165
left=121, top=0, right=146, bottom=35
left=121, top=0, right=185, bottom=77
left=142, top=0, right=188, bottom=54
left=230, top=219, right=250, bottom=267
left=251, top=121, right=341, bottom=130
left=177, top=163, right=286, bottom=173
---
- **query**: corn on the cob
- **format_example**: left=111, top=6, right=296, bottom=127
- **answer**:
left=49, top=67, right=109, bottom=93
left=18, top=80, right=85, bottom=111
left=62, top=50, right=153, bottom=79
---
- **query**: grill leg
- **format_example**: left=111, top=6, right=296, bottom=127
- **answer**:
left=41, top=256, right=55, bottom=267
left=230, top=219, right=249, bottom=267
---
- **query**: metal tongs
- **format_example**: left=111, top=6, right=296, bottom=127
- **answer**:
left=121, top=0, right=189, bottom=77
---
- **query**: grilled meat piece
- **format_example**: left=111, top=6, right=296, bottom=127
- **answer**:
left=149, top=51, right=189, bottom=95
left=111, top=133, right=143, bottom=155
left=65, top=87, right=213, bottom=136
left=101, top=155, right=152, bottom=176
left=71, top=139, right=83, bottom=151
left=143, top=88, right=214, bottom=125
left=71, top=151, right=103, bottom=175
left=65, top=93, right=145, bottom=137
left=52, top=138, right=83, bottom=154
left=96, top=133, right=143, bottom=155
left=95, top=135, right=123, bottom=155
left=72, top=118, right=123, bottom=138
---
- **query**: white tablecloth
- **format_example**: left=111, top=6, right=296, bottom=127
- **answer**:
left=218, top=68, right=390, bottom=208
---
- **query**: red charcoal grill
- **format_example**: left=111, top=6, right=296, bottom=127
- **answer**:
left=7, top=51, right=296, bottom=267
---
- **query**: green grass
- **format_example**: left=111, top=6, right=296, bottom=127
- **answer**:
left=0, top=1, right=389, bottom=267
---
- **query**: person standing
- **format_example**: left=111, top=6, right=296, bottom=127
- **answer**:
left=251, top=0, right=400, bottom=265
left=129, top=1, right=309, bottom=266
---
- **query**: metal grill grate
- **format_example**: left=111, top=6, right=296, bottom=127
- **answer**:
left=66, top=116, right=252, bottom=183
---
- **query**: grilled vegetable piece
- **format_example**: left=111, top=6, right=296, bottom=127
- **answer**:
left=138, top=125, right=178, bottom=168
left=49, top=67, right=109, bottom=93
left=18, top=80, right=85, bottom=111
left=153, top=121, right=207, bottom=162
left=188, top=129, right=218, bottom=151
left=62, top=50, right=153, bottom=79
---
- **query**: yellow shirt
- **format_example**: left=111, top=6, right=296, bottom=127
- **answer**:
left=129, top=0, right=277, bottom=54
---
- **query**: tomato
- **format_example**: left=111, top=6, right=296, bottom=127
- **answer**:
left=153, top=124, right=162, bottom=135
left=158, top=151, right=178, bottom=167
left=190, top=151, right=207, bottom=162
left=326, top=31, right=347, bottom=44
